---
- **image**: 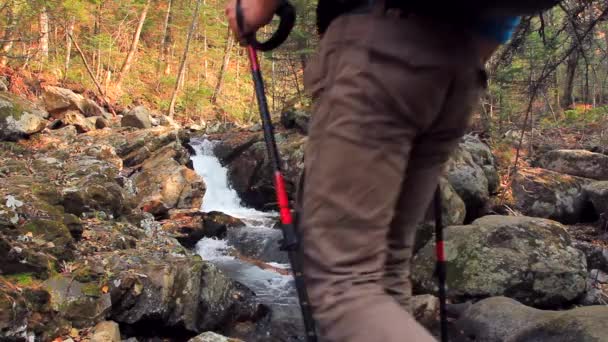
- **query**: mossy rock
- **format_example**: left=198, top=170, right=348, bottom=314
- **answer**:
left=412, top=215, right=587, bottom=309
left=43, top=275, right=111, bottom=328
left=18, top=219, right=75, bottom=261
left=0, top=92, right=48, bottom=141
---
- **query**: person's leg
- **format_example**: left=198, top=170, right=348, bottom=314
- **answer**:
left=298, top=12, right=469, bottom=342
left=382, top=66, right=485, bottom=310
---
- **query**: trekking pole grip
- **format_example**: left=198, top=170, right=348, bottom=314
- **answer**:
left=236, top=0, right=296, bottom=51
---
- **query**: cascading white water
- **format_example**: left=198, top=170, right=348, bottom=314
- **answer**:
left=189, top=138, right=295, bottom=305
left=191, top=139, right=273, bottom=221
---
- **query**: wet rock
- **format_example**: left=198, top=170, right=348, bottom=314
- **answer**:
left=412, top=215, right=587, bottom=308
left=539, top=149, right=608, bottom=180
left=583, top=181, right=608, bottom=216
left=188, top=332, right=242, bottom=342
left=133, top=143, right=205, bottom=216
left=453, top=296, right=608, bottom=342
left=91, top=321, right=121, bottom=342
left=121, top=106, right=152, bottom=129
left=511, top=167, right=594, bottom=224
left=589, top=269, right=608, bottom=283
left=108, top=253, right=261, bottom=334
left=43, top=275, right=111, bottom=328
left=0, top=92, right=48, bottom=141
left=224, top=134, right=305, bottom=209
left=446, top=144, right=490, bottom=222
left=203, top=211, right=246, bottom=238
left=62, top=110, right=96, bottom=133
left=226, top=227, right=288, bottom=264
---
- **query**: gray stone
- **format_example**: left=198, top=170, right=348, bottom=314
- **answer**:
left=446, top=144, right=490, bottom=221
left=188, top=332, right=241, bottom=342
left=43, top=275, right=112, bottom=328
left=584, top=180, right=608, bottom=216
left=121, top=106, right=152, bottom=129
left=43, top=86, right=83, bottom=112
left=453, top=296, right=608, bottom=342
left=91, top=321, right=121, bottom=342
left=0, top=93, right=48, bottom=141
left=539, top=149, right=608, bottom=180
left=412, top=215, right=587, bottom=308
left=511, top=167, right=593, bottom=224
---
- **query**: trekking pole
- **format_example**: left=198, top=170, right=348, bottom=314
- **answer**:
left=235, top=2, right=318, bottom=341
left=434, top=186, right=449, bottom=342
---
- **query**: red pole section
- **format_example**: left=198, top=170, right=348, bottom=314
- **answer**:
left=275, top=171, right=293, bottom=225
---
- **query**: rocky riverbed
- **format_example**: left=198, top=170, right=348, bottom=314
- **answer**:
left=1, top=86, right=608, bottom=342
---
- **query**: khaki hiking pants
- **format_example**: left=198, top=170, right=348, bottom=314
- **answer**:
left=299, top=5, right=486, bottom=342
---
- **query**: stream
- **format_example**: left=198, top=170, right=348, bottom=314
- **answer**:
left=189, top=138, right=304, bottom=341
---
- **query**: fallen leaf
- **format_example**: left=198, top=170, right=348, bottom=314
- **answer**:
left=70, top=328, right=79, bottom=338
left=25, top=232, right=33, bottom=238
left=101, top=285, right=109, bottom=294
left=52, top=338, right=62, bottom=342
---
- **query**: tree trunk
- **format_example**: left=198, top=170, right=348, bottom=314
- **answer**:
left=64, top=16, right=75, bottom=77
left=561, top=50, right=579, bottom=108
left=211, top=30, right=234, bottom=105
left=0, top=0, right=17, bottom=67
left=168, top=0, right=202, bottom=118
left=158, top=0, right=173, bottom=76
left=116, top=0, right=151, bottom=88
left=39, top=6, right=50, bottom=60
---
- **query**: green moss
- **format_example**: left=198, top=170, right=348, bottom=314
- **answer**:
left=0, top=97, right=24, bottom=121
left=81, top=282, right=102, bottom=297
left=4, top=273, right=36, bottom=287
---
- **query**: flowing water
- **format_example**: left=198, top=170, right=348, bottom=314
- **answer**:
left=189, top=138, right=300, bottom=312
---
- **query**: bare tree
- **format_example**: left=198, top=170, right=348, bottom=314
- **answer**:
left=0, top=0, right=17, bottom=67
left=116, top=0, right=151, bottom=88
left=64, top=16, right=75, bottom=77
left=39, top=6, right=50, bottom=60
left=158, top=0, right=173, bottom=76
left=211, top=29, right=234, bottom=105
left=168, top=0, right=202, bottom=117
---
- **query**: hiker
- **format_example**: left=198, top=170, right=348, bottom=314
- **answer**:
left=226, top=1, right=525, bottom=341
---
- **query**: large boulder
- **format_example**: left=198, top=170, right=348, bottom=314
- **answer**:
left=445, top=144, right=490, bottom=222
left=132, top=143, right=205, bottom=216
left=161, top=210, right=245, bottom=248
left=511, top=167, right=595, bottom=224
left=583, top=181, right=608, bottom=216
left=43, top=275, right=112, bottom=328
left=453, top=296, right=608, bottom=342
left=0, top=281, right=68, bottom=341
left=61, top=157, right=130, bottom=218
left=412, top=215, right=587, bottom=308
left=0, top=93, right=48, bottom=141
left=226, top=226, right=288, bottom=264
left=42, top=86, right=83, bottom=113
left=107, top=252, right=261, bottom=334
left=121, top=106, right=152, bottom=129
left=538, top=149, right=608, bottom=180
